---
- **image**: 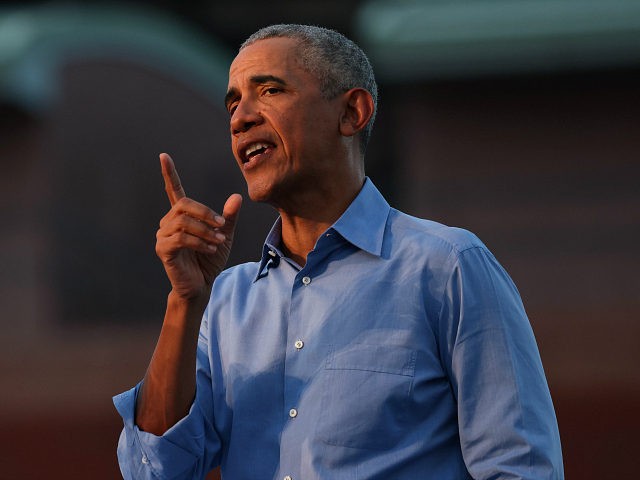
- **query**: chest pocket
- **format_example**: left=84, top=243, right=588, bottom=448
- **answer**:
left=317, top=344, right=417, bottom=451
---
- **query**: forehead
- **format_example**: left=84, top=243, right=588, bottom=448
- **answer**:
left=228, top=37, right=305, bottom=86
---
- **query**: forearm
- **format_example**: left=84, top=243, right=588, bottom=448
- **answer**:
left=135, top=289, right=210, bottom=435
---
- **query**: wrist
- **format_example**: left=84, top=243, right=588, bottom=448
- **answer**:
left=169, top=282, right=211, bottom=303
left=166, top=289, right=210, bottom=324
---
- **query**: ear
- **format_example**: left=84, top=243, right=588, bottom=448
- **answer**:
left=339, top=88, right=375, bottom=139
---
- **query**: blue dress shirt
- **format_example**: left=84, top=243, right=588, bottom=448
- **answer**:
left=114, top=178, right=563, bottom=479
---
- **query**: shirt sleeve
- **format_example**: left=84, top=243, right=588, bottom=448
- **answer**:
left=112, top=320, right=222, bottom=480
left=439, top=246, right=564, bottom=479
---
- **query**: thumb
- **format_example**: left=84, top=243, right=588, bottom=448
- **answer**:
left=221, top=193, right=243, bottom=235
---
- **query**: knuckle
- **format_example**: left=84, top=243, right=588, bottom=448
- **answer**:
left=159, top=212, right=171, bottom=228
left=155, top=238, right=167, bottom=257
left=175, top=231, right=195, bottom=247
left=166, top=213, right=187, bottom=232
left=175, top=197, right=190, bottom=209
left=174, top=231, right=187, bottom=243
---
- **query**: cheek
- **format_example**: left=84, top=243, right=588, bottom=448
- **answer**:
left=271, top=114, right=299, bottom=149
left=273, top=106, right=327, bottom=152
left=230, top=140, right=242, bottom=164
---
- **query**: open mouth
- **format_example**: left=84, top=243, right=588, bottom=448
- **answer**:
left=243, top=141, right=273, bottom=164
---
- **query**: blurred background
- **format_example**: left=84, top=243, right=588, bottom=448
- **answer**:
left=1, top=0, right=639, bottom=478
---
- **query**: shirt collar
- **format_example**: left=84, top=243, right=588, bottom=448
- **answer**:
left=256, top=218, right=285, bottom=281
left=330, top=177, right=390, bottom=257
left=255, top=178, right=390, bottom=281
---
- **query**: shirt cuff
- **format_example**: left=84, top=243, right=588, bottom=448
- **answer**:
left=113, top=384, right=207, bottom=480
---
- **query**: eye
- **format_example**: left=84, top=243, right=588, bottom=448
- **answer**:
left=264, top=86, right=281, bottom=95
left=228, top=104, right=238, bottom=116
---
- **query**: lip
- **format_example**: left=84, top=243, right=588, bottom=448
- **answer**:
left=243, top=145, right=274, bottom=171
left=236, top=137, right=276, bottom=169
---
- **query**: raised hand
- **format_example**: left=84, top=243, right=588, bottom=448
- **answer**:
left=155, top=153, right=242, bottom=300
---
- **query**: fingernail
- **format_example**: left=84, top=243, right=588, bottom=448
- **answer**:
left=215, top=215, right=225, bottom=225
left=215, top=233, right=226, bottom=241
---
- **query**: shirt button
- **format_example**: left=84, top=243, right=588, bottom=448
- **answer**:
left=284, top=476, right=292, bottom=480
left=294, top=340, right=304, bottom=350
left=302, top=276, right=311, bottom=285
left=289, top=408, right=298, bottom=418
left=141, top=454, right=149, bottom=465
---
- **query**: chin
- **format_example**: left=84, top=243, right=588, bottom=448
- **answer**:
left=247, top=191, right=270, bottom=204
left=245, top=181, right=274, bottom=204
left=244, top=173, right=293, bottom=207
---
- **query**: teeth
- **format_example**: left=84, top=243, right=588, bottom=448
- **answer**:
left=245, top=142, right=270, bottom=158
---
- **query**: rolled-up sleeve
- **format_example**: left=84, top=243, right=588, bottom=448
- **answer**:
left=113, top=317, right=222, bottom=480
left=440, top=246, right=564, bottom=479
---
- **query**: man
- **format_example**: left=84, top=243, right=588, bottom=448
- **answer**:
left=114, top=24, right=564, bottom=479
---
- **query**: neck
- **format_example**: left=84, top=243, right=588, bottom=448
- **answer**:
left=277, top=175, right=364, bottom=267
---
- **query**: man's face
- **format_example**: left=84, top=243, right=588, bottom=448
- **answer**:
left=225, top=37, right=344, bottom=205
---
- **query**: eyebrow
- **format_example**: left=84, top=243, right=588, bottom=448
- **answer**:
left=224, top=74, right=289, bottom=110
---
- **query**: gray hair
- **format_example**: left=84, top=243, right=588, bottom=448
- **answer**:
left=241, top=24, right=378, bottom=155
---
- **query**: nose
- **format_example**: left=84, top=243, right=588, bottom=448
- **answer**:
left=230, top=98, right=263, bottom=135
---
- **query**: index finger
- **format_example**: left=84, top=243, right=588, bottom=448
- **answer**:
left=159, top=153, right=186, bottom=206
